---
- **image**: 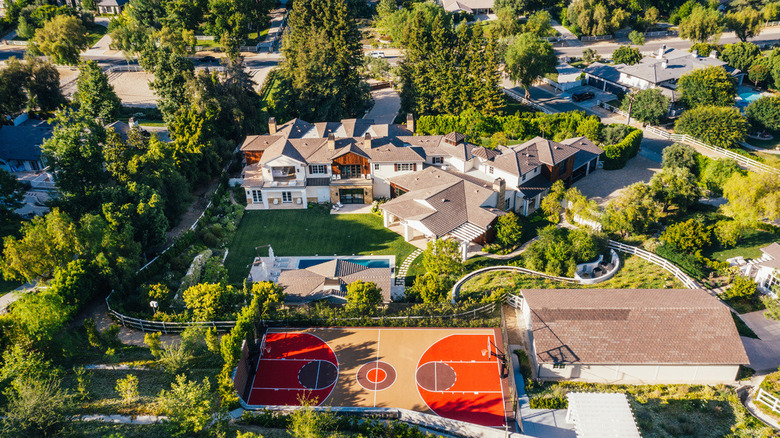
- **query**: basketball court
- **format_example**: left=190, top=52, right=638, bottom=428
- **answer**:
left=244, top=327, right=513, bottom=428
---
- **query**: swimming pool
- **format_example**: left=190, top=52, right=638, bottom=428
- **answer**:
left=297, top=257, right=391, bottom=269
left=738, top=91, right=765, bottom=103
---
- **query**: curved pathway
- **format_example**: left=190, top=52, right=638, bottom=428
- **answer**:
left=395, top=249, right=422, bottom=286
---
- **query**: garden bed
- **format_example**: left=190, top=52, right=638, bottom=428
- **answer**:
left=526, top=381, right=774, bottom=438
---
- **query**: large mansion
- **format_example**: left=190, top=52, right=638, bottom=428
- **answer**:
left=240, top=116, right=603, bottom=255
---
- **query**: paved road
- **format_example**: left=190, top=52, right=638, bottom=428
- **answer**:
left=554, top=26, right=780, bottom=58
left=739, top=310, right=780, bottom=372
left=365, top=88, right=401, bottom=124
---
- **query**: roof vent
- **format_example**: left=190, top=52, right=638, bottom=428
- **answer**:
left=661, top=58, right=668, bottom=69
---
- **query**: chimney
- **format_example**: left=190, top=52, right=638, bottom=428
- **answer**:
left=493, top=178, right=506, bottom=210
left=691, top=49, right=698, bottom=58
left=657, top=44, right=666, bottom=59
left=327, top=133, right=335, bottom=150
left=661, top=58, right=668, bottom=69
left=363, top=132, right=371, bottom=149
left=709, top=50, right=718, bottom=59
left=268, top=117, right=277, bottom=135
left=406, top=113, right=415, bottom=134
left=129, top=117, right=137, bottom=127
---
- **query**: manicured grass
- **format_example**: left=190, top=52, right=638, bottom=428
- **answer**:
left=458, top=255, right=684, bottom=301
left=527, top=381, right=774, bottom=438
left=246, top=27, right=270, bottom=44
left=224, top=210, right=417, bottom=284
left=85, top=22, right=108, bottom=46
left=704, top=228, right=778, bottom=262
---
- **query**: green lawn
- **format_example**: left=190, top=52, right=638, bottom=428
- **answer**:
left=458, top=255, right=683, bottom=301
left=704, top=228, right=778, bottom=262
left=527, top=381, right=774, bottom=438
left=224, top=210, right=418, bottom=284
left=85, top=22, right=108, bottom=46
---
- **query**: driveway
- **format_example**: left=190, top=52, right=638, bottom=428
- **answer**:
left=365, top=88, right=401, bottom=124
left=571, top=155, right=660, bottom=206
left=739, top=310, right=780, bottom=372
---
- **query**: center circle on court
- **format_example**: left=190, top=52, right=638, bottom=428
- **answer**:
left=298, top=360, right=339, bottom=390
left=356, top=361, right=396, bottom=391
left=415, top=361, right=456, bottom=392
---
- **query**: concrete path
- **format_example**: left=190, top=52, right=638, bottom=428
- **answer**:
left=83, top=33, right=112, bottom=57
left=745, top=374, right=780, bottom=430
left=78, top=414, right=165, bottom=424
left=739, top=310, right=780, bottom=372
left=550, top=19, right=581, bottom=47
left=0, top=283, right=36, bottom=314
left=365, top=88, right=401, bottom=125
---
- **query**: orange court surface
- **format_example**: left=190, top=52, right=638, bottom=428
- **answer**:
left=245, top=327, right=513, bottom=428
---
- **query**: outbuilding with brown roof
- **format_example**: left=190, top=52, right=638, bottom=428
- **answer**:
left=519, top=288, right=749, bottom=384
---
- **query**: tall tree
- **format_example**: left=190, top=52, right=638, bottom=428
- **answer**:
left=30, top=15, right=89, bottom=65
left=649, top=167, right=701, bottom=212
left=76, top=60, right=121, bottom=122
left=345, top=280, right=383, bottom=313
left=745, top=95, right=780, bottom=131
left=621, top=88, right=669, bottom=125
left=720, top=42, right=761, bottom=72
left=274, top=0, right=370, bottom=121
left=725, top=8, right=763, bottom=42
left=601, top=182, right=659, bottom=237
left=24, top=57, right=65, bottom=113
left=722, top=171, right=780, bottom=223
left=674, top=105, right=748, bottom=148
left=612, top=45, right=642, bottom=65
left=0, top=169, right=24, bottom=236
left=505, top=32, right=557, bottom=98
left=679, top=5, right=723, bottom=43
left=40, top=111, right=109, bottom=215
left=140, top=44, right=195, bottom=122
left=677, top=66, right=736, bottom=108
left=0, top=58, right=30, bottom=118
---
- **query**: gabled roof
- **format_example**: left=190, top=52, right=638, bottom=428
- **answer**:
left=105, top=121, right=131, bottom=141
left=560, top=136, right=603, bottom=155
left=381, top=167, right=499, bottom=239
left=759, top=242, right=780, bottom=270
left=618, top=49, right=731, bottom=85
left=0, top=121, right=51, bottom=162
left=277, top=259, right=392, bottom=302
left=523, top=288, right=749, bottom=365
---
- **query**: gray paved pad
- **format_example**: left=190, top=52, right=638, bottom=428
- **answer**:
left=571, top=156, right=660, bottom=206
left=739, top=310, right=780, bottom=372
left=365, top=88, right=401, bottom=124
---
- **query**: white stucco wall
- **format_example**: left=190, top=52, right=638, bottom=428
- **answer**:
left=537, top=363, right=740, bottom=384
left=618, top=73, right=652, bottom=90
left=371, top=161, right=424, bottom=199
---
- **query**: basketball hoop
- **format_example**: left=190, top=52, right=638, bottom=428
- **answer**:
left=481, top=349, right=489, bottom=358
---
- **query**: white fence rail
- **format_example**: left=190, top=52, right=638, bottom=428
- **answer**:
left=644, top=126, right=780, bottom=175
left=607, top=240, right=699, bottom=289
left=581, top=34, right=612, bottom=41
left=106, top=65, right=143, bottom=73
left=645, top=30, right=678, bottom=37
left=597, top=100, right=628, bottom=117
left=503, top=88, right=555, bottom=114
left=4, top=40, right=28, bottom=46
left=767, top=20, right=780, bottom=27
left=757, top=388, right=780, bottom=415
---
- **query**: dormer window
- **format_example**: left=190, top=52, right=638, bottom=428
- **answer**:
left=309, top=164, right=327, bottom=174
left=432, top=156, right=444, bottom=164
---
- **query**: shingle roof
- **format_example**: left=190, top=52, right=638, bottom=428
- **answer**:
left=0, top=121, right=51, bottom=162
left=381, top=167, right=499, bottom=239
left=444, top=132, right=466, bottom=144
left=523, top=288, right=749, bottom=365
left=618, top=49, right=730, bottom=85
left=491, top=136, right=578, bottom=177
left=277, top=259, right=392, bottom=303
left=585, top=62, right=625, bottom=84
left=759, top=243, right=780, bottom=270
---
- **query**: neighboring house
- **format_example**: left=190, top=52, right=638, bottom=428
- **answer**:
left=585, top=46, right=745, bottom=106
left=96, top=0, right=129, bottom=14
left=734, top=243, right=780, bottom=297
left=0, top=120, right=51, bottom=173
left=278, top=259, right=392, bottom=304
left=520, top=288, right=749, bottom=384
left=380, top=167, right=505, bottom=259
left=439, top=0, right=493, bottom=14
left=240, top=117, right=602, bottom=215
left=546, top=63, right=584, bottom=92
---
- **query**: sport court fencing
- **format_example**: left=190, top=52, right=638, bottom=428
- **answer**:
left=500, top=306, right=521, bottom=428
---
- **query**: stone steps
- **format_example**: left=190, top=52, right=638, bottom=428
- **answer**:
left=395, top=249, right=423, bottom=286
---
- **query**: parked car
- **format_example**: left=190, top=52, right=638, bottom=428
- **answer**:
left=572, top=91, right=595, bottom=102
left=369, top=51, right=385, bottom=58
left=197, top=56, right=218, bottom=63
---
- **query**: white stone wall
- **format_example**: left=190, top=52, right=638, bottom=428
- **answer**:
left=537, top=363, right=740, bottom=384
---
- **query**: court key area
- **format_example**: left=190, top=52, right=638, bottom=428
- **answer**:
left=245, top=328, right=512, bottom=428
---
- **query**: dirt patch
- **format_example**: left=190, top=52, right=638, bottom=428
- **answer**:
left=107, top=71, right=157, bottom=107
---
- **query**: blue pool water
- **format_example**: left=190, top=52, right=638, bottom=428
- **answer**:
left=739, top=92, right=764, bottom=103
left=297, top=258, right=390, bottom=269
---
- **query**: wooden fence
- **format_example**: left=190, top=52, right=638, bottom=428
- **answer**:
left=644, top=126, right=780, bottom=176
left=756, top=388, right=780, bottom=415
left=606, top=240, right=699, bottom=289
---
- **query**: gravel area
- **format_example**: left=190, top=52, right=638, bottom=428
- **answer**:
left=107, top=71, right=158, bottom=107
left=572, top=155, right=661, bottom=206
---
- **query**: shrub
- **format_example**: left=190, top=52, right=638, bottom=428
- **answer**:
left=660, top=219, right=712, bottom=252
left=674, top=106, right=748, bottom=149
left=678, top=67, right=737, bottom=109
left=612, top=45, right=642, bottom=65
left=699, top=158, right=744, bottom=195
left=602, top=128, right=642, bottom=169
left=655, top=244, right=707, bottom=279
left=529, top=396, right=568, bottom=409
left=714, top=220, right=745, bottom=247
left=723, top=275, right=757, bottom=300
left=115, top=374, right=139, bottom=404
left=745, top=95, right=780, bottom=132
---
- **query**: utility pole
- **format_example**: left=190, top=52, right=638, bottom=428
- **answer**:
left=625, top=93, right=635, bottom=126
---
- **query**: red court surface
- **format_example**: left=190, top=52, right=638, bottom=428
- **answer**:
left=243, top=328, right=511, bottom=428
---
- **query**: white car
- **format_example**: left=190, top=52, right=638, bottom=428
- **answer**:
left=369, top=51, right=385, bottom=58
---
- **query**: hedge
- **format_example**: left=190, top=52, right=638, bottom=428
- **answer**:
left=528, top=396, right=568, bottom=409
left=602, top=128, right=643, bottom=169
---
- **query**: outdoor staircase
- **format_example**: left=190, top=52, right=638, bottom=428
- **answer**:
left=395, top=249, right=423, bottom=286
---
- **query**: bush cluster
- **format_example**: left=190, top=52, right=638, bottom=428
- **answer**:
left=602, top=128, right=642, bottom=169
